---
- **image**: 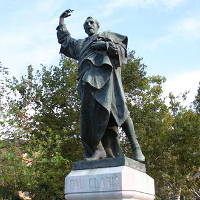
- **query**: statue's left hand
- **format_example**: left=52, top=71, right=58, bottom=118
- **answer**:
left=59, top=9, right=74, bottom=27
left=60, top=9, right=74, bottom=19
left=91, top=41, right=107, bottom=51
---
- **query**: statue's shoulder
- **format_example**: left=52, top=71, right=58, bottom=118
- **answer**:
left=100, top=31, right=128, bottom=45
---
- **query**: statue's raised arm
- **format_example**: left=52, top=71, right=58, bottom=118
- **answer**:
left=59, top=9, right=74, bottom=26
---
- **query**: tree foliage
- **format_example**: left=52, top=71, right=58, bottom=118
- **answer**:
left=194, top=82, right=200, bottom=115
left=0, top=53, right=199, bottom=199
left=0, top=58, right=82, bottom=199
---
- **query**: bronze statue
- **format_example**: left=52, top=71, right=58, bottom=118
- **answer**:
left=56, top=9, right=145, bottom=162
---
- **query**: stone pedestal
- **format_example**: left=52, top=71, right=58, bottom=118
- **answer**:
left=65, top=157, right=155, bottom=200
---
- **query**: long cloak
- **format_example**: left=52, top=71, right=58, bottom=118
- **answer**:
left=57, top=25, right=129, bottom=157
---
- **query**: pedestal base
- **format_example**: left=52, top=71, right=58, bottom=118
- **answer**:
left=65, top=158, right=155, bottom=200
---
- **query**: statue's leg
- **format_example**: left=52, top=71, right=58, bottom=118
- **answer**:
left=121, top=116, right=145, bottom=162
left=107, top=126, right=124, bottom=157
left=102, top=115, right=124, bottom=158
left=80, top=85, right=109, bottom=160
left=85, top=141, right=106, bottom=161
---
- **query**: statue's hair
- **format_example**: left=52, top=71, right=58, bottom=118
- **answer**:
left=83, top=17, right=100, bottom=29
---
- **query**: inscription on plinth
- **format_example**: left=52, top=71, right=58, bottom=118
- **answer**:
left=69, top=179, right=84, bottom=190
left=88, top=176, right=120, bottom=189
left=66, top=171, right=121, bottom=193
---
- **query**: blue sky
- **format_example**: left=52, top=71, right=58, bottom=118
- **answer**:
left=0, top=0, right=200, bottom=106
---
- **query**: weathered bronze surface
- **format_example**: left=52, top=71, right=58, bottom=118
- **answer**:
left=56, top=9, right=145, bottom=162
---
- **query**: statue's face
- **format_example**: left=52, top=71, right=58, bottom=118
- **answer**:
left=84, top=18, right=99, bottom=36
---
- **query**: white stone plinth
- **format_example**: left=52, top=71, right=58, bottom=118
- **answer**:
left=65, top=166, right=155, bottom=200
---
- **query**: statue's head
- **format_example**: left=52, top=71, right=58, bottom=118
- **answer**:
left=83, top=17, right=100, bottom=36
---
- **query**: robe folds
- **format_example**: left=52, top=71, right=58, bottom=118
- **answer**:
left=57, top=24, right=129, bottom=157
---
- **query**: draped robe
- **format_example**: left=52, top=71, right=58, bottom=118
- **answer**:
left=57, top=24, right=129, bottom=157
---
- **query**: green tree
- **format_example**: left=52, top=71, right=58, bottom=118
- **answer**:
left=0, top=58, right=82, bottom=199
left=194, top=82, right=200, bottom=114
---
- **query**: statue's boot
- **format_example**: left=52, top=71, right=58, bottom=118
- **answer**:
left=133, top=147, right=145, bottom=162
left=121, top=117, right=145, bottom=162
left=86, top=142, right=106, bottom=161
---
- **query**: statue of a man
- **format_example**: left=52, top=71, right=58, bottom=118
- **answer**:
left=56, top=9, right=145, bottom=162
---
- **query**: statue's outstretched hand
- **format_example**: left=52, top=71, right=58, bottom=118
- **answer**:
left=60, top=9, right=74, bottom=19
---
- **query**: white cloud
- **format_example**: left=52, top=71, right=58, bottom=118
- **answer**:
left=105, top=0, right=185, bottom=8
left=162, top=0, right=186, bottom=9
left=143, top=14, right=200, bottom=51
left=0, top=0, right=67, bottom=73
left=34, top=0, right=64, bottom=18
left=0, top=20, right=60, bottom=77
left=102, top=0, right=186, bottom=15
left=171, top=16, right=200, bottom=41
left=144, top=36, right=172, bottom=51
left=163, top=69, right=200, bottom=107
